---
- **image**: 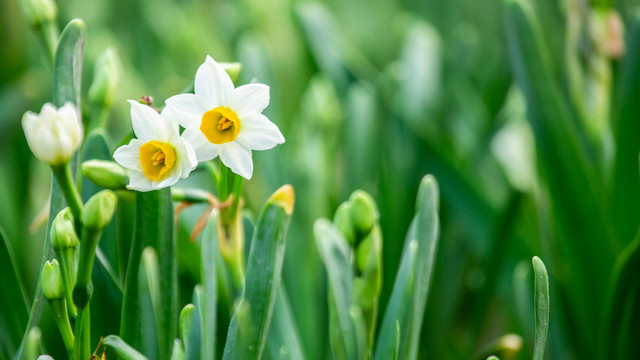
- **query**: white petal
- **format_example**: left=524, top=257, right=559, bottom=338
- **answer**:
left=113, top=139, right=144, bottom=172
left=182, top=127, right=220, bottom=162
left=126, top=171, right=156, bottom=192
left=176, top=140, right=198, bottom=177
left=58, top=102, right=83, bottom=147
left=165, top=93, right=210, bottom=129
left=219, top=138, right=253, bottom=179
left=238, top=114, right=285, bottom=151
left=128, top=100, right=160, bottom=141
left=229, top=84, right=270, bottom=118
left=195, top=55, right=234, bottom=107
left=157, top=106, right=181, bottom=141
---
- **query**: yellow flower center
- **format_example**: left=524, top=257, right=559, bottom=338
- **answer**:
left=139, top=140, right=176, bottom=181
left=200, top=107, right=240, bottom=144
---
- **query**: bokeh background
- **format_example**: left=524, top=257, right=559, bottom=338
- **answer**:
left=1, top=0, right=639, bottom=359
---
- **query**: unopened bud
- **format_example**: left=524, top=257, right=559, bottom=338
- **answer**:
left=50, top=207, right=78, bottom=249
left=82, top=190, right=117, bottom=231
left=19, top=0, right=57, bottom=27
left=41, top=260, right=64, bottom=300
left=88, top=47, right=122, bottom=108
left=81, top=160, right=128, bottom=190
left=220, top=62, right=242, bottom=84
left=348, top=190, right=377, bottom=235
left=333, top=202, right=355, bottom=245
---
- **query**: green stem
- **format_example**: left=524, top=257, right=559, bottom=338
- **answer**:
left=73, top=308, right=85, bottom=360
left=55, top=246, right=78, bottom=317
left=52, top=163, right=84, bottom=221
left=218, top=162, right=230, bottom=201
left=75, top=228, right=101, bottom=304
left=51, top=300, right=75, bottom=353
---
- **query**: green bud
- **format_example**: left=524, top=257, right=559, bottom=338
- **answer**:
left=41, top=260, right=64, bottom=300
left=220, top=62, right=242, bottom=84
left=50, top=207, right=79, bottom=249
left=88, top=47, right=122, bottom=108
left=348, top=190, right=377, bottom=235
left=19, top=0, right=57, bottom=27
left=333, top=202, right=355, bottom=245
left=81, top=160, right=128, bottom=190
left=82, top=190, right=117, bottom=231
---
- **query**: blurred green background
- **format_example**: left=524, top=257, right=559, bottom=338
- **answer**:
left=1, top=0, right=639, bottom=359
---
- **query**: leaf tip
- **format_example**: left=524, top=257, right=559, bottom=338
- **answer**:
left=268, top=184, right=295, bottom=215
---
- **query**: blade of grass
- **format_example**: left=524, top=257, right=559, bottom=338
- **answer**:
left=222, top=185, right=294, bottom=360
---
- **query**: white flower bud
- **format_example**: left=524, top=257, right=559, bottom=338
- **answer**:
left=22, top=102, right=83, bottom=166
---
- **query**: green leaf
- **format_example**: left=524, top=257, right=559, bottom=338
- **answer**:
left=120, top=188, right=174, bottom=357
left=103, top=335, right=149, bottom=360
left=0, top=227, right=28, bottom=359
left=532, top=256, right=549, bottom=360
left=504, top=0, right=610, bottom=349
left=180, top=303, right=200, bottom=360
left=374, top=222, right=418, bottom=360
left=599, top=229, right=640, bottom=359
left=265, top=287, right=306, bottom=360
left=52, top=19, right=84, bottom=109
left=138, top=247, right=161, bottom=359
left=15, top=19, right=85, bottom=360
left=200, top=212, right=218, bottom=360
left=611, top=12, right=640, bottom=247
left=222, top=185, right=294, bottom=360
left=313, top=218, right=358, bottom=360
left=407, top=175, right=440, bottom=360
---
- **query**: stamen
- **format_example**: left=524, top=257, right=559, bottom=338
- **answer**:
left=151, top=150, right=166, bottom=165
left=217, top=117, right=234, bottom=131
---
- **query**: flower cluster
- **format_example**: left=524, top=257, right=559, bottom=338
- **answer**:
left=22, top=56, right=285, bottom=192
left=116, top=56, right=284, bottom=190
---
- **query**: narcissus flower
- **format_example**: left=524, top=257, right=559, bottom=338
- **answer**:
left=166, top=55, right=284, bottom=179
left=22, top=102, right=83, bottom=166
left=113, top=101, right=197, bottom=191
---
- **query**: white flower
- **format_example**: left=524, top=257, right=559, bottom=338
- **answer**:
left=22, top=102, right=83, bottom=166
left=165, top=55, right=285, bottom=179
left=113, top=100, right=197, bottom=191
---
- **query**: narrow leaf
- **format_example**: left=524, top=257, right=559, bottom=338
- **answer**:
left=0, top=227, right=28, bottom=359
left=265, top=287, right=306, bottom=360
left=223, top=185, right=295, bottom=360
left=314, top=218, right=357, bottom=360
left=103, top=335, right=149, bottom=360
left=407, top=175, right=440, bottom=360
left=120, top=188, right=174, bottom=356
left=138, top=247, right=161, bottom=360
left=199, top=212, right=218, bottom=360
left=532, top=256, right=549, bottom=360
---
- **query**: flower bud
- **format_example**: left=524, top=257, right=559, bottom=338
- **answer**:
left=19, top=0, right=57, bottom=27
left=82, top=190, right=117, bottom=231
left=88, top=47, right=122, bottom=108
left=220, top=62, right=242, bottom=84
left=50, top=207, right=79, bottom=250
left=81, top=160, right=128, bottom=190
left=348, top=190, right=377, bottom=235
left=22, top=102, right=83, bottom=166
left=41, top=260, right=64, bottom=301
left=333, top=202, right=355, bottom=245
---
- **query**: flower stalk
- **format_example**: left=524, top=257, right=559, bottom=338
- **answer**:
left=41, top=260, right=75, bottom=353
left=51, top=163, right=84, bottom=221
